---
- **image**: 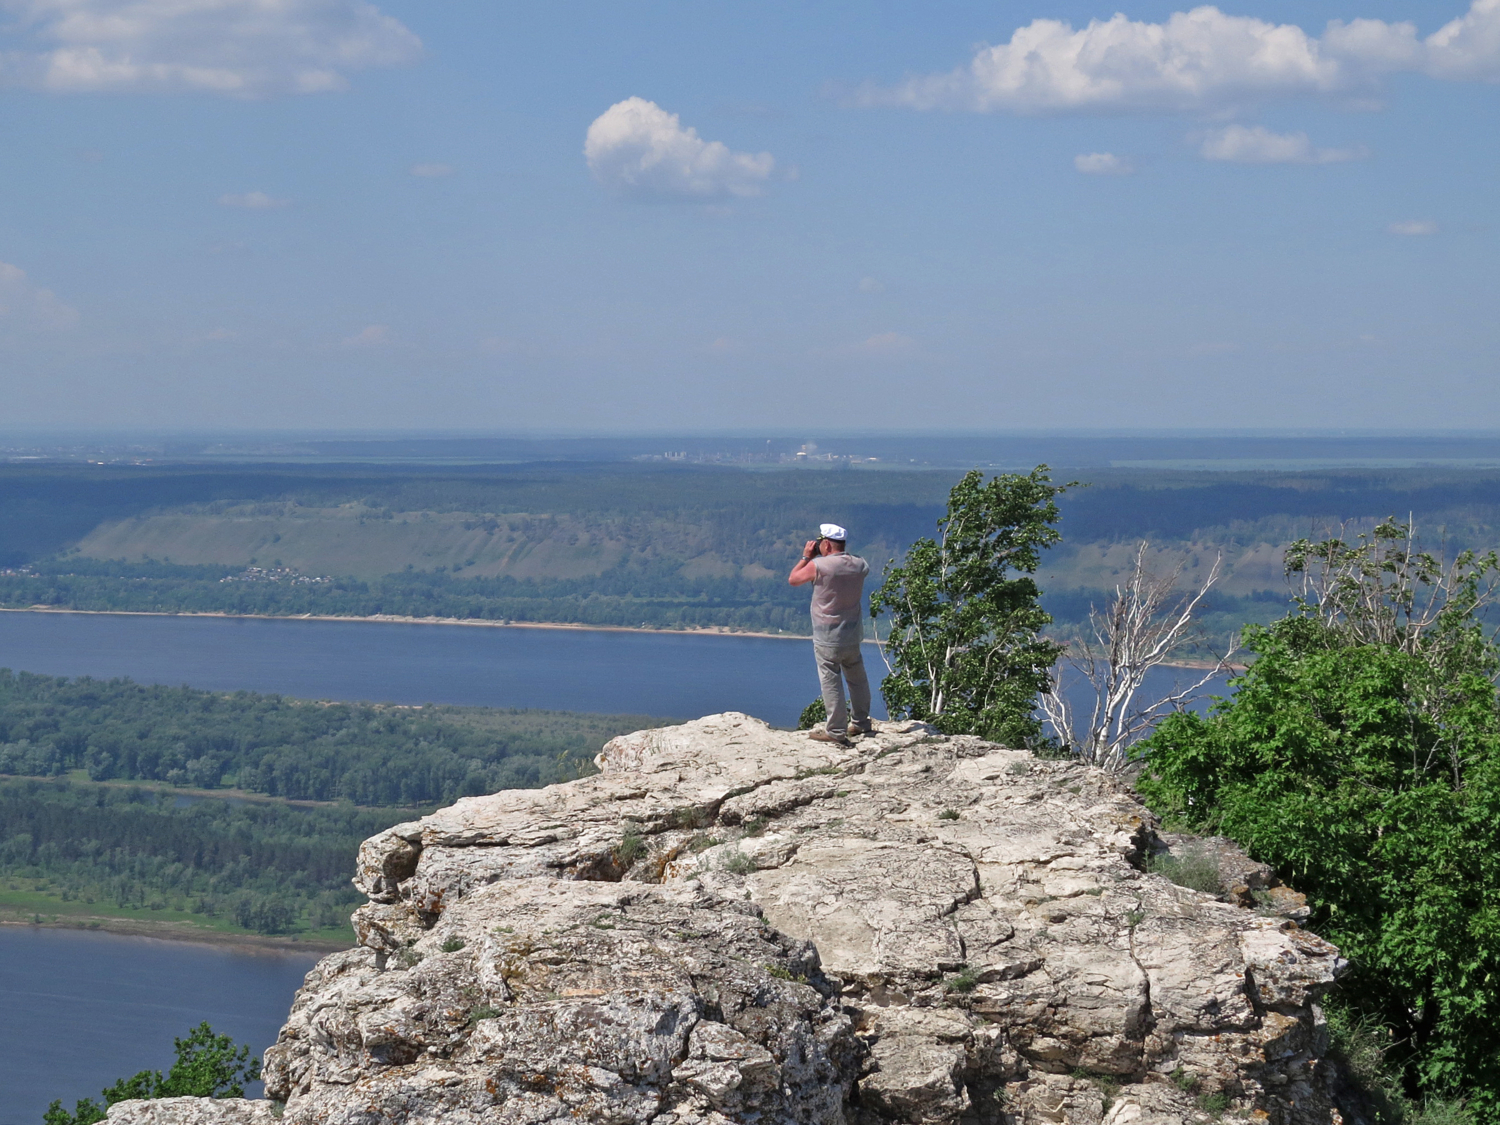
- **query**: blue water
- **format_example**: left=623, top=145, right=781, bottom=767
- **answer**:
left=0, top=610, right=886, bottom=726
left=0, top=927, right=316, bottom=1123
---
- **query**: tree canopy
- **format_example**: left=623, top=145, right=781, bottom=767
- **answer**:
left=871, top=467, right=1068, bottom=746
left=44, top=1023, right=260, bottom=1125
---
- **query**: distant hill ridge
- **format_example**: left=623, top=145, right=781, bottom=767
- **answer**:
left=4, top=462, right=1498, bottom=635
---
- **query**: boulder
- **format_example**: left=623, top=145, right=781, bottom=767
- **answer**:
left=111, top=713, right=1346, bottom=1124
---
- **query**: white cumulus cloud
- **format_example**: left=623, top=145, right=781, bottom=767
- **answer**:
left=0, top=261, right=79, bottom=330
left=0, top=0, right=422, bottom=97
left=584, top=97, right=775, bottom=200
left=1389, top=219, right=1439, bottom=235
left=1423, top=0, right=1500, bottom=79
left=862, top=0, right=1500, bottom=114
left=1199, top=124, right=1368, bottom=163
left=1075, top=152, right=1133, bottom=174
left=218, top=190, right=289, bottom=209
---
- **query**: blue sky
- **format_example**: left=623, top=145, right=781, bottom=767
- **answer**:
left=0, top=0, right=1495, bottom=431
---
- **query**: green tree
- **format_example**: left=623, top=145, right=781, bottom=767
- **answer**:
left=1137, top=522, right=1500, bottom=1120
left=44, top=1023, right=261, bottom=1124
left=871, top=466, right=1069, bottom=746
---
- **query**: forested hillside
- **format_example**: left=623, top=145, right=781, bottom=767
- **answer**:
left=0, top=670, right=664, bottom=940
left=0, top=670, right=653, bottom=803
left=3, top=462, right=1498, bottom=634
left=0, top=779, right=396, bottom=941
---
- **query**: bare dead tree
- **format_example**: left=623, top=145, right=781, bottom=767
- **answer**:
left=1040, top=543, right=1236, bottom=772
left=1285, top=517, right=1500, bottom=662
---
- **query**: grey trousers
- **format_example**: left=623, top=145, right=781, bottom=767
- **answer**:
left=815, top=642, right=871, bottom=734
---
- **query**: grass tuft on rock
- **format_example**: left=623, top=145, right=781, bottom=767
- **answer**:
left=1146, top=845, right=1222, bottom=895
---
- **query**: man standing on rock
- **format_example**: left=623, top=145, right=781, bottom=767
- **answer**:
left=788, top=523, right=874, bottom=746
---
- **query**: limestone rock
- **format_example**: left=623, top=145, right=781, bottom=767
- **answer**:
left=114, top=712, right=1346, bottom=1125
left=104, top=1100, right=279, bottom=1123
left=262, top=877, right=856, bottom=1124
left=1153, top=832, right=1313, bottom=922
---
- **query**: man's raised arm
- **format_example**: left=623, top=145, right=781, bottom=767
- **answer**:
left=788, top=539, right=821, bottom=586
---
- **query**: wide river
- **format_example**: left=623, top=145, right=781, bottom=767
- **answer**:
left=0, top=927, right=316, bottom=1122
left=0, top=610, right=876, bottom=726
left=0, top=610, right=1229, bottom=1120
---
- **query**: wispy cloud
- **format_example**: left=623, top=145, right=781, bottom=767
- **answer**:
left=410, top=163, right=454, bottom=178
left=1074, top=152, right=1133, bottom=175
left=585, top=97, right=775, bottom=201
left=0, top=261, right=79, bottom=330
left=0, top=0, right=422, bottom=97
left=858, top=0, right=1500, bottom=114
left=1388, top=219, right=1439, bottom=235
left=852, top=331, right=916, bottom=356
left=858, top=276, right=885, bottom=293
left=218, top=191, right=289, bottom=209
left=1199, top=125, right=1368, bottom=164
left=341, top=324, right=391, bottom=346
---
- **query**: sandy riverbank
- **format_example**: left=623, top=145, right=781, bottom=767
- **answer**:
left=0, top=914, right=350, bottom=954
left=0, top=606, right=1246, bottom=669
left=0, top=605, right=819, bottom=642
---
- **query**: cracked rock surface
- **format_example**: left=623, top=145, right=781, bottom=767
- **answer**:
left=107, top=713, right=1345, bottom=1125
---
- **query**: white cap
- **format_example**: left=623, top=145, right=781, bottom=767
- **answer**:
left=820, top=523, right=847, bottom=540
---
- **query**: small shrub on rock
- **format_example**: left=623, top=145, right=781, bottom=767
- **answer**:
left=797, top=697, right=827, bottom=730
left=945, top=965, right=979, bottom=993
left=1146, top=846, right=1222, bottom=895
left=615, top=828, right=645, bottom=868
left=44, top=1023, right=260, bottom=1124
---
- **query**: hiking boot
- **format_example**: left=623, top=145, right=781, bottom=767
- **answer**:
left=808, top=728, right=853, bottom=747
left=848, top=719, right=878, bottom=737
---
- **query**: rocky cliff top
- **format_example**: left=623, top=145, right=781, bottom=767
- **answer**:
left=108, top=713, right=1345, bottom=1125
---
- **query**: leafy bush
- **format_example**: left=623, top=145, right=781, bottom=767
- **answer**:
left=797, top=697, right=827, bottom=730
left=1325, top=1000, right=1476, bottom=1125
left=1137, top=524, right=1500, bottom=1118
left=44, top=1023, right=259, bottom=1124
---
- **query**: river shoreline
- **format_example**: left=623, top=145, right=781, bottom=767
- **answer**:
left=0, top=606, right=1240, bottom=669
left=0, top=605, right=819, bottom=642
left=0, top=914, right=348, bottom=954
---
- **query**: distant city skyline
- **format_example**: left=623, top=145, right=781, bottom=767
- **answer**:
left=0, top=0, right=1495, bottom=431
